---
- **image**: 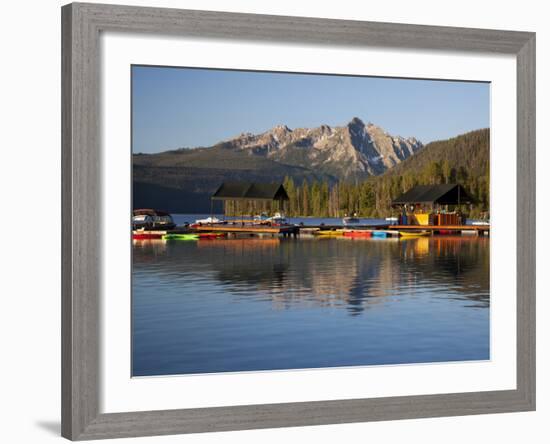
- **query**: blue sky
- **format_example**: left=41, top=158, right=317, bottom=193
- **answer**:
left=132, top=66, right=489, bottom=154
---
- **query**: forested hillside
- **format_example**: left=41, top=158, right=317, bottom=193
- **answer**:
left=279, top=129, right=489, bottom=218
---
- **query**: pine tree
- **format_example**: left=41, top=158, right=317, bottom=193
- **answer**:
left=442, top=159, right=452, bottom=184
left=301, top=179, right=309, bottom=216
left=283, top=176, right=296, bottom=216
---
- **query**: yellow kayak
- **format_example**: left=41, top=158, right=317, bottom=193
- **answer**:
left=314, top=229, right=347, bottom=236
left=399, top=231, right=430, bottom=237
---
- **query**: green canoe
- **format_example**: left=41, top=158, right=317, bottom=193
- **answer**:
left=162, top=233, right=199, bottom=241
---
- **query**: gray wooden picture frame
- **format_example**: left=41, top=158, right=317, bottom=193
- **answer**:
left=61, top=2, right=536, bottom=440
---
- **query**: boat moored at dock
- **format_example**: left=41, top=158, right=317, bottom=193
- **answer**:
left=191, top=216, right=222, bottom=227
left=132, top=209, right=176, bottom=230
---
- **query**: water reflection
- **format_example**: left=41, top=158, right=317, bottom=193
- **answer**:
left=132, top=235, right=490, bottom=375
left=133, top=236, right=489, bottom=314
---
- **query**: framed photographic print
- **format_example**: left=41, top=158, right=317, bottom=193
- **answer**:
left=61, top=2, right=536, bottom=440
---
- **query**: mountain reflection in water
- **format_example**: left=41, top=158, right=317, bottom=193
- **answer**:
left=132, top=236, right=490, bottom=376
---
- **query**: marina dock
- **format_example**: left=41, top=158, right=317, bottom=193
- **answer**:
left=134, top=223, right=489, bottom=240
left=392, top=224, right=490, bottom=235
left=193, top=224, right=300, bottom=236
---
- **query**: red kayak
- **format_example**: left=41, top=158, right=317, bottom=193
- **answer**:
left=132, top=233, right=164, bottom=240
left=343, top=231, right=372, bottom=238
left=198, top=232, right=227, bottom=239
left=437, top=229, right=459, bottom=235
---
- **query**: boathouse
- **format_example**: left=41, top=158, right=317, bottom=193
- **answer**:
left=211, top=182, right=289, bottom=217
left=392, top=184, right=474, bottom=207
left=392, top=184, right=474, bottom=225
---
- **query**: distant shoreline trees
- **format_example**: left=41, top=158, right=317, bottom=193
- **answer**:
left=279, top=128, right=489, bottom=219
left=281, top=166, right=488, bottom=219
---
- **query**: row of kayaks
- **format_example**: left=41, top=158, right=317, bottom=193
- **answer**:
left=133, top=229, right=431, bottom=240
left=314, top=229, right=430, bottom=239
left=133, top=232, right=226, bottom=241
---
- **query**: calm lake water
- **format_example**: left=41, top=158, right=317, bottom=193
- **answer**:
left=132, top=220, right=490, bottom=376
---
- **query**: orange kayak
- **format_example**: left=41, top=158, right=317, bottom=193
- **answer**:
left=343, top=231, right=372, bottom=238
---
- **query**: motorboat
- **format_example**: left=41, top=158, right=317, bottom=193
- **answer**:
left=132, top=214, right=153, bottom=230
left=253, top=213, right=269, bottom=223
left=254, top=212, right=287, bottom=225
left=470, top=220, right=490, bottom=226
left=132, top=209, right=176, bottom=230
left=267, top=212, right=287, bottom=224
left=194, top=216, right=221, bottom=225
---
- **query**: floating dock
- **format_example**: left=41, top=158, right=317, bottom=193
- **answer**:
left=193, top=224, right=299, bottom=236
left=132, top=228, right=191, bottom=240
left=392, top=224, right=490, bottom=235
left=133, top=224, right=489, bottom=240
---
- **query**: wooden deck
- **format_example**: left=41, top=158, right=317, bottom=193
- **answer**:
left=193, top=224, right=489, bottom=235
left=393, top=224, right=490, bottom=234
left=300, top=224, right=388, bottom=231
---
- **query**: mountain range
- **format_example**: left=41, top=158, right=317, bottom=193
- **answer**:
left=211, top=117, right=423, bottom=178
left=133, top=117, right=423, bottom=212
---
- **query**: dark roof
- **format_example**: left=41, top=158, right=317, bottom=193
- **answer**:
left=212, top=182, right=289, bottom=201
left=392, top=184, right=474, bottom=205
left=133, top=208, right=172, bottom=216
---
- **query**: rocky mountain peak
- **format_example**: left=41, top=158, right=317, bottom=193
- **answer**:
left=348, top=116, right=366, bottom=129
left=273, top=124, right=291, bottom=132
left=212, top=118, right=423, bottom=180
left=269, top=124, right=292, bottom=141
